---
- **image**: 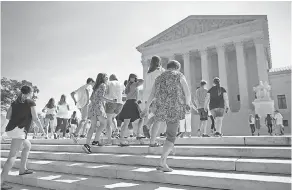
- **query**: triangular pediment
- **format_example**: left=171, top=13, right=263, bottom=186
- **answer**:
left=137, top=15, right=265, bottom=51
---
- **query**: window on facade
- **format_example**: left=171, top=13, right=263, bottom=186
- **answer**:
left=277, top=95, right=287, bottom=109
left=283, top=120, right=288, bottom=127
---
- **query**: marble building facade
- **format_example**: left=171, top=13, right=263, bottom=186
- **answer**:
left=136, top=15, right=273, bottom=135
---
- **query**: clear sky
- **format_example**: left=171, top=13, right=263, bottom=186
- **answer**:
left=1, top=1, right=291, bottom=113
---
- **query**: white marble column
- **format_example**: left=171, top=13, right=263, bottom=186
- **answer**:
left=235, top=41, right=249, bottom=110
left=216, top=44, right=228, bottom=92
left=183, top=52, right=192, bottom=93
left=200, top=48, right=210, bottom=88
left=254, top=37, right=269, bottom=83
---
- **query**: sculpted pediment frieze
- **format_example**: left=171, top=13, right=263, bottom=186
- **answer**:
left=144, top=18, right=255, bottom=48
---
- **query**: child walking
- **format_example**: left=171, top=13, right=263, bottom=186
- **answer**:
left=249, top=114, right=255, bottom=136
left=255, top=114, right=261, bottom=136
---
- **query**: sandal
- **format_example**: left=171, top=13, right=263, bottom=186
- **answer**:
left=92, top=141, right=103, bottom=146
left=156, top=166, right=173, bottom=172
left=19, top=169, right=34, bottom=176
left=149, top=142, right=161, bottom=147
left=136, top=136, right=146, bottom=140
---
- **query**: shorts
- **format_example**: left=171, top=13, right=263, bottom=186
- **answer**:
left=45, top=114, right=55, bottom=121
left=105, top=102, right=123, bottom=115
left=198, top=108, right=208, bottom=121
left=211, top=108, right=225, bottom=118
left=71, top=124, right=77, bottom=131
left=6, top=127, right=26, bottom=139
left=79, top=104, right=89, bottom=120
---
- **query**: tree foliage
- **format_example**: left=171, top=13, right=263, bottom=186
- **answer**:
left=1, top=77, right=40, bottom=112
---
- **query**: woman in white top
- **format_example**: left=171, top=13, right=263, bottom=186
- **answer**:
left=42, top=98, right=57, bottom=139
left=248, top=114, right=255, bottom=136
left=55, top=95, right=70, bottom=139
left=142, top=56, right=165, bottom=141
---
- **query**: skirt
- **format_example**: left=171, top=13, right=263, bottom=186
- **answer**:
left=118, top=99, right=141, bottom=122
left=6, top=127, right=26, bottom=139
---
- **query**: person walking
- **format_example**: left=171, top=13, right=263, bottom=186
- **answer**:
left=194, top=80, right=209, bottom=137
left=118, top=74, right=144, bottom=146
left=249, top=114, right=256, bottom=136
left=142, top=56, right=165, bottom=138
left=104, top=74, right=124, bottom=142
left=144, top=60, right=191, bottom=172
left=55, top=95, right=70, bottom=139
left=274, top=110, right=284, bottom=136
left=82, top=73, right=117, bottom=154
left=265, top=114, right=273, bottom=136
left=204, top=77, right=229, bottom=137
left=255, top=114, right=261, bottom=136
left=42, top=98, right=57, bottom=139
left=71, top=78, right=95, bottom=143
left=68, top=111, right=79, bottom=138
left=1, top=86, right=44, bottom=190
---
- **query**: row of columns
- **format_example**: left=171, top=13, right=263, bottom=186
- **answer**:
left=142, top=37, right=269, bottom=111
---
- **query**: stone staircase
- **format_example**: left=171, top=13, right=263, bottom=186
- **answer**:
left=1, top=136, right=291, bottom=190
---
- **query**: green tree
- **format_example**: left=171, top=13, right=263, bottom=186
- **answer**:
left=1, top=77, right=40, bottom=112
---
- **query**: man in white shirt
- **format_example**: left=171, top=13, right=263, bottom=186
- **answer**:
left=274, top=110, right=284, bottom=135
left=70, top=78, right=95, bottom=143
left=105, top=74, right=125, bottom=141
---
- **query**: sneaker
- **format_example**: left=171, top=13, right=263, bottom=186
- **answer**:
left=202, top=134, right=210, bottom=137
left=160, top=133, right=166, bottom=137
left=82, top=144, right=92, bottom=154
left=214, top=132, right=222, bottom=137
left=53, top=133, right=58, bottom=139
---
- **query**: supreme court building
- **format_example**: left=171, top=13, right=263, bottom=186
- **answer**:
left=136, top=15, right=276, bottom=136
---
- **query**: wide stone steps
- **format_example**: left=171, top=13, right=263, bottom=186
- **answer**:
left=2, top=136, right=291, bottom=146
left=1, top=150, right=290, bottom=174
left=1, top=182, right=47, bottom=190
left=2, top=144, right=291, bottom=158
left=1, top=158, right=291, bottom=190
left=0, top=168, right=214, bottom=190
left=1, top=137, right=291, bottom=190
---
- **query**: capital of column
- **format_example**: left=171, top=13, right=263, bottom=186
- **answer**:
left=215, top=43, right=228, bottom=52
left=234, top=40, right=245, bottom=48
left=253, top=36, right=265, bottom=45
left=198, top=47, right=208, bottom=56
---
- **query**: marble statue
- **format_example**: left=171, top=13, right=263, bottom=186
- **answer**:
left=253, top=81, right=271, bottom=101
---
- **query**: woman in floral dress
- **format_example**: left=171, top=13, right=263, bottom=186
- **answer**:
left=82, top=73, right=117, bottom=154
left=144, top=60, right=191, bottom=172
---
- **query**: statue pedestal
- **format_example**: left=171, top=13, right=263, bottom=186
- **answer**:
left=252, top=100, right=275, bottom=118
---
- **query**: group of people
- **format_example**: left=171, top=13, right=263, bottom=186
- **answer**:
left=2, top=54, right=262, bottom=189
left=249, top=111, right=285, bottom=136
